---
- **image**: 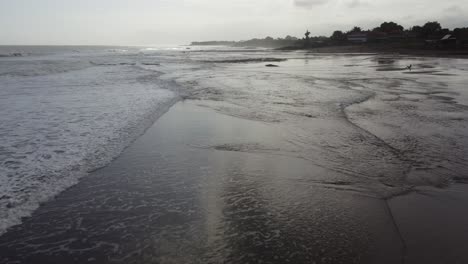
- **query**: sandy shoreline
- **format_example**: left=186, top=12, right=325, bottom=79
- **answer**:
left=282, top=45, right=468, bottom=58
left=1, top=48, right=468, bottom=264
left=0, top=101, right=467, bottom=264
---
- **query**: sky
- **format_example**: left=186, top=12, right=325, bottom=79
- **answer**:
left=0, top=0, right=467, bottom=45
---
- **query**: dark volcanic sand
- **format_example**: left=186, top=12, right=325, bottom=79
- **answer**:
left=2, top=52, right=468, bottom=264
left=1, top=102, right=467, bottom=264
left=0, top=102, right=401, bottom=264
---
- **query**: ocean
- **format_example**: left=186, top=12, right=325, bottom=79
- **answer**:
left=0, top=46, right=181, bottom=234
left=0, top=45, right=303, bottom=235
left=1, top=45, right=468, bottom=242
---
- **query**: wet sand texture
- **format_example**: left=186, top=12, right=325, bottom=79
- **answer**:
left=2, top=51, right=468, bottom=264
left=0, top=102, right=403, bottom=264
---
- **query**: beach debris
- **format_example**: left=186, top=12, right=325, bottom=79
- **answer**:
left=266, top=64, right=279, bottom=67
left=406, top=64, right=412, bottom=71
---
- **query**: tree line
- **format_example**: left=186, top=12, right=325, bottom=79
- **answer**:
left=191, top=21, right=468, bottom=49
left=330, top=21, right=468, bottom=41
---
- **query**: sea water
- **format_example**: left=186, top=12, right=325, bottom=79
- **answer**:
left=0, top=46, right=181, bottom=234
left=1, top=45, right=468, bottom=237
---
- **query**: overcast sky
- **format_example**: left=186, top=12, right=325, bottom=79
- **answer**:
left=0, top=0, right=467, bottom=45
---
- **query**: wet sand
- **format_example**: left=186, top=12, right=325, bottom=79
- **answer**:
left=1, top=101, right=467, bottom=264
left=390, top=184, right=468, bottom=264
left=2, top=51, right=468, bottom=264
left=292, top=45, right=468, bottom=58
left=0, top=101, right=401, bottom=264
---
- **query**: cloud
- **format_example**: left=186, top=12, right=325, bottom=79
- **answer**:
left=438, top=6, right=468, bottom=29
left=443, top=5, right=465, bottom=16
left=346, top=0, right=369, bottom=8
left=294, top=0, right=369, bottom=9
left=294, top=0, right=328, bottom=8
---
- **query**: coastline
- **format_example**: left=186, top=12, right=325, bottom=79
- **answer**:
left=2, top=48, right=468, bottom=263
left=280, top=45, right=468, bottom=58
left=0, top=45, right=183, bottom=236
left=0, top=102, right=401, bottom=264
left=1, top=101, right=467, bottom=264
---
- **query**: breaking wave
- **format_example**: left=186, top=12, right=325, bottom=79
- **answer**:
left=0, top=57, right=179, bottom=235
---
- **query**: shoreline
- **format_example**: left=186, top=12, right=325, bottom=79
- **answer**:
left=279, top=45, right=468, bottom=58
left=1, top=101, right=467, bottom=263
left=2, top=49, right=468, bottom=263
left=0, top=101, right=401, bottom=263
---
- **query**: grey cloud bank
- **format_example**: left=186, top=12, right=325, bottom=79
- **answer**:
left=0, top=0, right=467, bottom=45
left=294, top=0, right=328, bottom=8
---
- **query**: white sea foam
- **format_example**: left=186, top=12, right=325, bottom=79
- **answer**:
left=0, top=49, right=179, bottom=234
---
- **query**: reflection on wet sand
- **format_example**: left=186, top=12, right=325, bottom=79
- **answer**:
left=0, top=103, right=403, bottom=264
left=214, top=158, right=366, bottom=263
left=1, top=53, right=468, bottom=264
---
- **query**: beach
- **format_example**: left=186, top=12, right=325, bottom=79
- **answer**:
left=1, top=101, right=467, bottom=263
left=1, top=46, right=468, bottom=263
left=282, top=45, right=468, bottom=58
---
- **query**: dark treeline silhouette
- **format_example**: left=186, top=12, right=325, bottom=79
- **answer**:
left=301, top=21, right=468, bottom=50
left=328, top=21, right=468, bottom=50
left=191, top=21, right=468, bottom=51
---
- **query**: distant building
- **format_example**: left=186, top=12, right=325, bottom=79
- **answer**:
left=441, top=34, right=456, bottom=41
left=440, top=34, right=458, bottom=48
left=347, top=32, right=368, bottom=43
